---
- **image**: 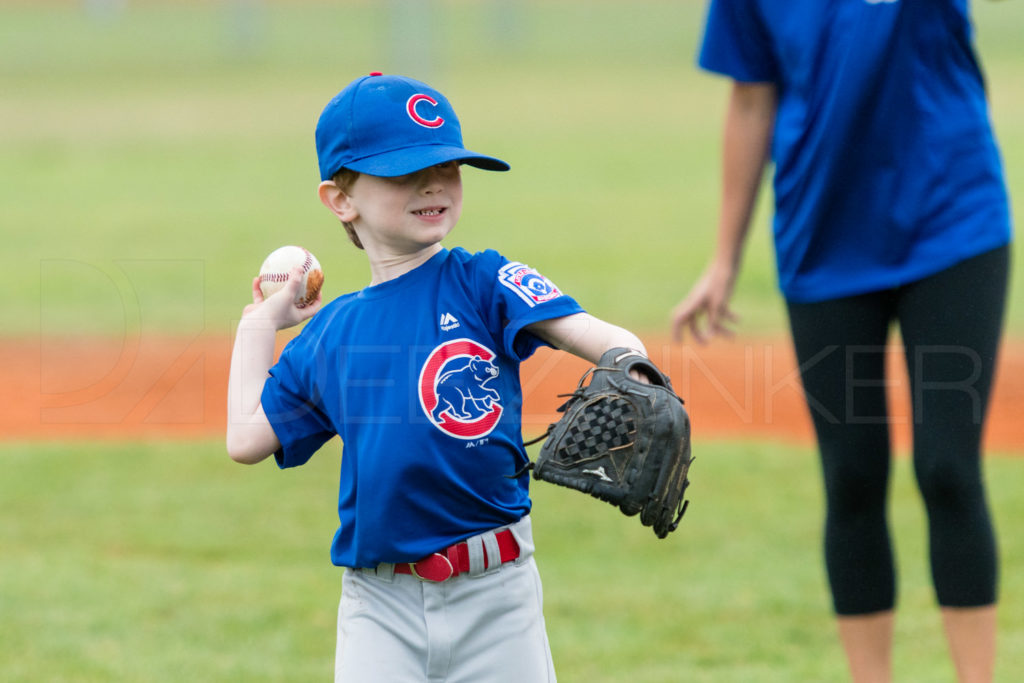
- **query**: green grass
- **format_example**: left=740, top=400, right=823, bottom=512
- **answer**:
left=2, top=1, right=1022, bottom=338
left=2, top=439, right=1023, bottom=681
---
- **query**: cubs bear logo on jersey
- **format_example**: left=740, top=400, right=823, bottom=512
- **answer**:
left=419, top=338, right=503, bottom=439
left=497, top=262, right=563, bottom=307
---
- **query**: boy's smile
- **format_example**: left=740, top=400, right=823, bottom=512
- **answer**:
left=346, top=161, right=463, bottom=256
left=412, top=207, right=446, bottom=218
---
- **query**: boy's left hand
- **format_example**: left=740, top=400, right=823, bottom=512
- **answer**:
left=629, top=369, right=651, bottom=384
left=525, top=347, right=693, bottom=539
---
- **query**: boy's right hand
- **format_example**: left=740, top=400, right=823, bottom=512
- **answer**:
left=242, top=266, right=322, bottom=329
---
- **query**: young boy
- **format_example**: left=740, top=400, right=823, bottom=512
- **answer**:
left=227, top=73, right=652, bottom=682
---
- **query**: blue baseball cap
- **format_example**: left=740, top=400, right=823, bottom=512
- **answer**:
left=315, top=73, right=510, bottom=180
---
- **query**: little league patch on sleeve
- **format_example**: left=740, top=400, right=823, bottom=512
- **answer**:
left=497, top=262, right=563, bottom=307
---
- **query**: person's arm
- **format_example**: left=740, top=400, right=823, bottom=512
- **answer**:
left=671, top=80, right=777, bottom=343
left=226, top=268, right=321, bottom=464
left=527, top=312, right=646, bottom=364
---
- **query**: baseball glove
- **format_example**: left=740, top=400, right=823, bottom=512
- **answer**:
left=520, top=347, right=693, bottom=538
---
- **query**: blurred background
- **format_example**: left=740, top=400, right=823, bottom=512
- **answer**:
left=2, top=2, right=1022, bottom=681
left=3, top=0, right=1019, bottom=339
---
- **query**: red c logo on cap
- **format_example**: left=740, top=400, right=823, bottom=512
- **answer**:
left=407, top=94, right=445, bottom=129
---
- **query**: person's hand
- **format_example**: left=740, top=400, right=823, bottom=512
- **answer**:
left=241, top=266, right=322, bottom=330
left=671, top=261, right=739, bottom=344
left=629, top=368, right=651, bottom=384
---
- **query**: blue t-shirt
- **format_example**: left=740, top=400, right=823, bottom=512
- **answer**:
left=260, top=247, right=584, bottom=568
left=699, top=0, right=1012, bottom=302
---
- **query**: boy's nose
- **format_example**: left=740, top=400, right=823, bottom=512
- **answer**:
left=419, top=167, right=445, bottom=192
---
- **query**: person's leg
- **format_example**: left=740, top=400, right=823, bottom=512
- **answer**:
left=897, top=246, right=1009, bottom=682
left=942, top=605, right=997, bottom=683
left=787, top=291, right=897, bottom=682
left=444, top=556, right=556, bottom=683
left=335, top=569, right=430, bottom=682
left=837, top=611, right=895, bottom=683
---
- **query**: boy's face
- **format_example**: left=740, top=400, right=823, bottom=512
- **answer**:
left=345, top=162, right=463, bottom=254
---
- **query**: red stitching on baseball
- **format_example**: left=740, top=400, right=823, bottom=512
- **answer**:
left=260, top=248, right=318, bottom=291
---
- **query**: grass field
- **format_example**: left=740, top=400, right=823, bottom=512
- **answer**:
left=2, top=439, right=1023, bottom=682
left=3, top=2, right=1024, bottom=681
left=1, top=0, right=1022, bottom=337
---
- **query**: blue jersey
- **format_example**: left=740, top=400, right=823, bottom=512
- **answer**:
left=260, top=247, right=584, bottom=568
left=699, top=0, right=1012, bottom=302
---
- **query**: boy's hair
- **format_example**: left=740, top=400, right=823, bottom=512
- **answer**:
left=332, top=168, right=363, bottom=250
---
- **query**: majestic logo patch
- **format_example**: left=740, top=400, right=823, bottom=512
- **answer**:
left=419, top=339, right=503, bottom=439
left=497, top=262, right=562, bottom=307
left=439, top=312, right=460, bottom=332
left=407, top=94, right=444, bottom=128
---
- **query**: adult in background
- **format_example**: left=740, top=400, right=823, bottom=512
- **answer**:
left=672, top=2, right=1012, bottom=681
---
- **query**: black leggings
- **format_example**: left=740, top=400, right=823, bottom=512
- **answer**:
left=786, top=246, right=1009, bottom=616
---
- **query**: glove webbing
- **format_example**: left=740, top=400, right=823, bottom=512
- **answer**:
left=513, top=362, right=645, bottom=477
left=558, top=398, right=636, bottom=462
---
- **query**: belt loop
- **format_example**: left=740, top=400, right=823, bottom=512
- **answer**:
left=374, top=562, right=396, bottom=582
left=481, top=531, right=501, bottom=575
left=508, top=516, right=535, bottom=566
left=466, top=535, right=486, bottom=576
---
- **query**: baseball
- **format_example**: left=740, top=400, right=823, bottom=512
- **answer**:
left=258, top=245, right=324, bottom=306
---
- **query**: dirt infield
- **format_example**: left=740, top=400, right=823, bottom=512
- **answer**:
left=2, top=334, right=1021, bottom=451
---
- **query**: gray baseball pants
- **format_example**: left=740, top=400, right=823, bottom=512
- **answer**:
left=335, top=516, right=556, bottom=682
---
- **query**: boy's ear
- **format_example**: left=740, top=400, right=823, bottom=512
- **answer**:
left=318, top=180, right=358, bottom=222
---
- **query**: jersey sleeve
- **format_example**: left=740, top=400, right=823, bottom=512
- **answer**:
left=469, top=249, right=585, bottom=361
left=698, top=0, right=779, bottom=83
left=260, top=333, right=336, bottom=469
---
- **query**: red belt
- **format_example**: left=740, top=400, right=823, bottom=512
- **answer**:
left=393, top=529, right=520, bottom=582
